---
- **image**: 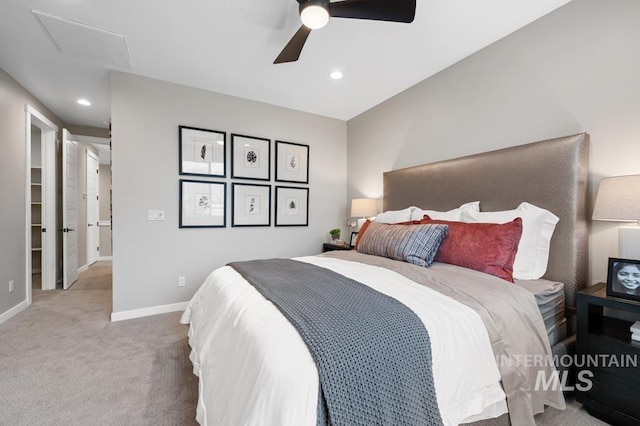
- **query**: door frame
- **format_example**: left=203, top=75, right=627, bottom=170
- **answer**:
left=85, top=150, right=100, bottom=267
left=25, top=104, right=58, bottom=305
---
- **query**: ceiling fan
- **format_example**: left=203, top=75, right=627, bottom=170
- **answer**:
left=274, top=0, right=416, bottom=64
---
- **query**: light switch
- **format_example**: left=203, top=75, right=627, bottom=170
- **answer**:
left=148, top=210, right=165, bottom=221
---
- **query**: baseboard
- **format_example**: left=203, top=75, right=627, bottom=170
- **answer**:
left=110, top=301, right=189, bottom=322
left=77, top=264, right=89, bottom=273
left=97, top=256, right=113, bottom=261
left=0, top=299, right=29, bottom=326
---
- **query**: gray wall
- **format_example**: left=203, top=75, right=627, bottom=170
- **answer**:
left=0, top=68, right=64, bottom=318
left=66, top=125, right=109, bottom=139
left=347, top=0, right=640, bottom=285
left=110, top=72, right=347, bottom=314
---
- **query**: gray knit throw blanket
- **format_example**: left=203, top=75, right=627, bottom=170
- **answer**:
left=229, top=259, right=443, bottom=426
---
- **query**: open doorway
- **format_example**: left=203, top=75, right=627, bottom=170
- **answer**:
left=25, top=105, right=58, bottom=303
left=75, top=135, right=112, bottom=272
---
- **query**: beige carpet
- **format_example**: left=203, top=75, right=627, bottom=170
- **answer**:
left=0, top=262, right=609, bottom=425
left=0, top=261, right=198, bottom=425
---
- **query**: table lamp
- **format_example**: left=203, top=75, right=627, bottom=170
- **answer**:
left=351, top=198, right=378, bottom=230
left=592, top=174, right=640, bottom=260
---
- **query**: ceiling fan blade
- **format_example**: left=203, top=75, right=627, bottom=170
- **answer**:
left=329, top=0, right=416, bottom=23
left=274, top=25, right=312, bottom=64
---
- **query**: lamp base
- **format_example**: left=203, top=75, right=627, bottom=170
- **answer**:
left=619, top=225, right=640, bottom=260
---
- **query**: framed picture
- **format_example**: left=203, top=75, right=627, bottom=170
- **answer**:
left=231, top=134, right=270, bottom=181
left=350, top=231, right=359, bottom=248
left=275, top=141, right=309, bottom=184
left=179, top=180, right=226, bottom=228
left=606, top=257, right=640, bottom=302
left=179, top=125, right=226, bottom=177
left=275, top=186, right=308, bottom=226
left=232, top=183, right=271, bottom=227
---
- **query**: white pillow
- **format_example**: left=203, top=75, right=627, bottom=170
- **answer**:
left=410, top=201, right=480, bottom=222
left=460, top=202, right=559, bottom=280
left=374, top=207, right=415, bottom=224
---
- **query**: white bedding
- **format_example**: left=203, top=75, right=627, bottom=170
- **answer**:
left=181, top=256, right=508, bottom=426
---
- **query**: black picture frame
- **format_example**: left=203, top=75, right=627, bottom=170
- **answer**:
left=179, top=125, right=226, bottom=177
left=179, top=179, right=226, bottom=228
left=231, top=183, right=271, bottom=227
left=606, top=257, right=640, bottom=302
left=275, top=141, right=309, bottom=184
left=350, top=231, right=359, bottom=248
left=275, top=186, right=309, bottom=226
left=230, top=134, right=271, bottom=181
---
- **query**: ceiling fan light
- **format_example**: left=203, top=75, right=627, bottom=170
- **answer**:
left=301, top=4, right=329, bottom=29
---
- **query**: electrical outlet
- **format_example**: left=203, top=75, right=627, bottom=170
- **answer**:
left=178, top=276, right=186, bottom=287
left=9, top=280, right=14, bottom=293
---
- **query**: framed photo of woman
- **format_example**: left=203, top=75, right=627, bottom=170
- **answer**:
left=607, top=257, right=640, bottom=302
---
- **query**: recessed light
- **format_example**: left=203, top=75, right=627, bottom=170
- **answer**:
left=330, top=71, right=343, bottom=80
left=217, top=141, right=224, bottom=146
left=77, top=99, right=91, bottom=106
left=244, top=143, right=251, bottom=147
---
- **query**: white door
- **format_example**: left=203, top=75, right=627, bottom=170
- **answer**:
left=86, top=151, right=99, bottom=266
left=62, top=129, right=79, bottom=289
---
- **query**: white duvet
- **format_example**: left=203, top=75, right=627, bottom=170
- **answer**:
left=181, top=256, right=508, bottom=426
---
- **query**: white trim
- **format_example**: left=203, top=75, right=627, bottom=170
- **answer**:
left=78, top=264, right=89, bottom=273
left=0, top=299, right=28, bottom=325
left=97, top=256, right=113, bottom=261
left=86, top=150, right=99, bottom=266
left=43, top=125, right=57, bottom=290
left=25, top=104, right=59, bottom=306
left=110, top=302, right=189, bottom=322
left=25, top=109, right=32, bottom=306
left=25, top=104, right=59, bottom=132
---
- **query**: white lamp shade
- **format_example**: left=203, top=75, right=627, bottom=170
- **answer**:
left=351, top=198, right=377, bottom=218
left=592, top=175, right=640, bottom=222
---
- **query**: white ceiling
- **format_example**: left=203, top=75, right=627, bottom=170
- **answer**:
left=0, top=0, right=571, bottom=129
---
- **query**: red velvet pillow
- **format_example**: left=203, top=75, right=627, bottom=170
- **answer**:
left=355, top=219, right=422, bottom=250
left=420, top=216, right=523, bottom=282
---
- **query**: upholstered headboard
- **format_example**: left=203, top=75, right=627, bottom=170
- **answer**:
left=383, top=133, right=589, bottom=309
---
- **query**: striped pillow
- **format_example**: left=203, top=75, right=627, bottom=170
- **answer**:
left=357, top=222, right=449, bottom=267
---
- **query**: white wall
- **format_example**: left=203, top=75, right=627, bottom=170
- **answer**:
left=347, top=0, right=640, bottom=285
left=111, top=72, right=347, bottom=314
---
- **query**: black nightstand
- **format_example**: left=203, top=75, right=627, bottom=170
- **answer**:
left=576, top=282, right=640, bottom=425
left=322, top=242, right=352, bottom=253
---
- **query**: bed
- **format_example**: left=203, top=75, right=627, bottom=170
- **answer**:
left=181, top=133, right=589, bottom=426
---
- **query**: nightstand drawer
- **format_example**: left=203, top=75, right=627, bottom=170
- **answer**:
left=586, top=334, right=640, bottom=381
left=322, top=243, right=352, bottom=252
left=587, top=367, right=640, bottom=420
